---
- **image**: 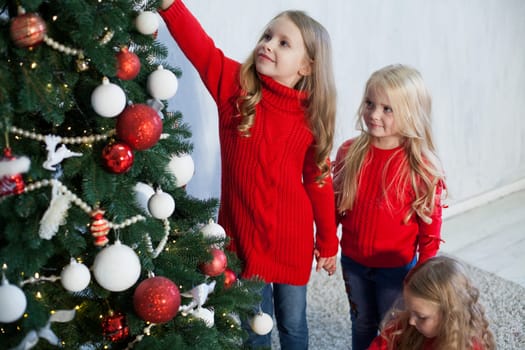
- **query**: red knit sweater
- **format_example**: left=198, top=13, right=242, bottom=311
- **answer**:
left=368, top=332, right=484, bottom=350
left=160, top=2, right=339, bottom=285
left=335, top=139, right=442, bottom=268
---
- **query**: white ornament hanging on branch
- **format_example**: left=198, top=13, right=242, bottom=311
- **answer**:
left=148, top=188, right=175, bottom=219
left=166, top=153, right=194, bottom=187
left=250, top=311, right=273, bottom=335
left=135, top=11, right=159, bottom=35
left=147, top=65, right=178, bottom=100
left=60, top=258, right=91, bottom=292
left=90, top=77, right=126, bottom=118
left=190, top=307, right=214, bottom=328
left=200, top=218, right=226, bottom=242
left=0, top=275, right=27, bottom=323
left=92, top=240, right=141, bottom=292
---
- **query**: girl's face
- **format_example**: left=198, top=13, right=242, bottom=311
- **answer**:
left=255, top=16, right=312, bottom=88
left=363, top=87, right=402, bottom=149
left=404, top=289, right=442, bottom=339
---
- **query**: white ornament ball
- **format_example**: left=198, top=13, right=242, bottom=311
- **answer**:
left=92, top=240, right=141, bottom=292
left=135, top=11, right=159, bottom=35
left=61, top=258, right=91, bottom=292
left=147, top=65, right=178, bottom=100
left=148, top=189, right=175, bottom=219
left=192, top=307, right=214, bottom=328
left=200, top=218, right=226, bottom=241
left=0, top=278, right=27, bottom=323
left=134, top=182, right=155, bottom=215
left=166, top=153, right=194, bottom=187
left=249, top=312, right=273, bottom=335
left=91, top=77, right=126, bottom=118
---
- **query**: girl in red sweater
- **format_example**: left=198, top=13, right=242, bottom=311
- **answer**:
left=159, top=1, right=339, bottom=348
left=333, top=64, right=446, bottom=350
left=368, top=255, right=496, bottom=350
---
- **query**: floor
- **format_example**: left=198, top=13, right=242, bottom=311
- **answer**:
left=440, top=189, right=525, bottom=288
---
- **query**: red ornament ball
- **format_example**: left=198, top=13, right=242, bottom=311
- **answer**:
left=133, top=276, right=181, bottom=324
left=116, top=47, right=141, bottom=80
left=200, top=248, right=228, bottom=277
left=223, top=268, right=237, bottom=289
left=101, top=142, right=134, bottom=174
left=116, top=104, right=163, bottom=150
left=10, top=12, right=47, bottom=48
left=101, top=311, right=130, bottom=342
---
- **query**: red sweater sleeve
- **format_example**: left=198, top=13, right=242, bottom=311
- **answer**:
left=159, top=1, right=239, bottom=106
left=416, top=181, right=444, bottom=265
left=303, top=146, right=339, bottom=258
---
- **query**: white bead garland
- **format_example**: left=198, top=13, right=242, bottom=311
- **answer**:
left=143, top=219, right=171, bottom=258
left=43, top=35, right=83, bottom=58
left=9, top=126, right=114, bottom=145
left=22, top=179, right=146, bottom=230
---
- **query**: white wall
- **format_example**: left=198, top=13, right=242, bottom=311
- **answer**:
left=158, top=0, right=525, bottom=211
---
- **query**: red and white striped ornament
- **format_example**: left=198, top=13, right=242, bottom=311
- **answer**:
left=90, top=209, right=110, bottom=246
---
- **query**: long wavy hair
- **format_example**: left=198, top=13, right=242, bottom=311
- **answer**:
left=237, top=10, right=336, bottom=183
left=334, top=64, right=445, bottom=223
left=379, top=256, right=496, bottom=350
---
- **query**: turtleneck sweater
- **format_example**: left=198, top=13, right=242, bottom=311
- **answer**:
left=335, top=139, right=443, bottom=268
left=160, top=1, right=339, bottom=285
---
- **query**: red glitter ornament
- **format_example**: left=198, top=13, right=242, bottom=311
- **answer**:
left=101, top=310, right=130, bottom=342
left=90, top=209, right=110, bottom=247
left=223, top=268, right=237, bottom=289
left=133, top=276, right=181, bottom=324
left=0, top=148, right=26, bottom=198
left=199, top=247, right=228, bottom=277
left=116, top=104, right=163, bottom=151
left=101, top=142, right=134, bottom=174
left=10, top=11, right=47, bottom=48
left=116, top=47, right=141, bottom=80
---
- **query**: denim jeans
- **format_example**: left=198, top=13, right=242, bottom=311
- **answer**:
left=341, top=255, right=416, bottom=350
left=244, top=283, right=308, bottom=350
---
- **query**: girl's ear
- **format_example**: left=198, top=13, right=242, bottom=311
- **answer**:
left=299, top=59, right=313, bottom=76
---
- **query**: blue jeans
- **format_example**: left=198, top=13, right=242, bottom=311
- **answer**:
left=244, top=283, right=308, bottom=350
left=341, top=255, right=416, bottom=350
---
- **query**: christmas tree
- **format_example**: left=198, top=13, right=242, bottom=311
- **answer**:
left=0, top=1, right=263, bottom=349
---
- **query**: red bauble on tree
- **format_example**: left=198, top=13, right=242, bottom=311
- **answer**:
left=116, top=47, right=141, bottom=80
left=10, top=10, right=47, bottom=48
left=116, top=104, right=163, bottom=151
left=223, top=268, right=237, bottom=289
left=133, top=276, right=181, bottom=324
left=101, top=310, right=130, bottom=342
left=200, top=247, right=228, bottom=277
left=101, top=142, right=134, bottom=174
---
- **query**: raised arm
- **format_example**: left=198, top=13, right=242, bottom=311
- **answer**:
left=159, top=0, right=240, bottom=105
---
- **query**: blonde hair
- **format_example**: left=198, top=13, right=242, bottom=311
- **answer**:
left=238, top=10, right=336, bottom=182
left=334, top=64, right=445, bottom=223
left=380, top=256, right=496, bottom=350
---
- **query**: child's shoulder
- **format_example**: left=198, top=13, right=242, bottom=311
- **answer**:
left=337, top=137, right=357, bottom=153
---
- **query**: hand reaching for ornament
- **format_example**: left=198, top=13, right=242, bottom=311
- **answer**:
left=160, top=0, right=175, bottom=10
left=314, top=249, right=337, bottom=276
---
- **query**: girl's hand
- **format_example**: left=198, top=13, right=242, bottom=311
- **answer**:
left=314, top=249, right=337, bottom=276
left=160, top=0, right=175, bottom=10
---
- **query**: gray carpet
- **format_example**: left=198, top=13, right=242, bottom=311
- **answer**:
left=271, top=256, right=525, bottom=349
